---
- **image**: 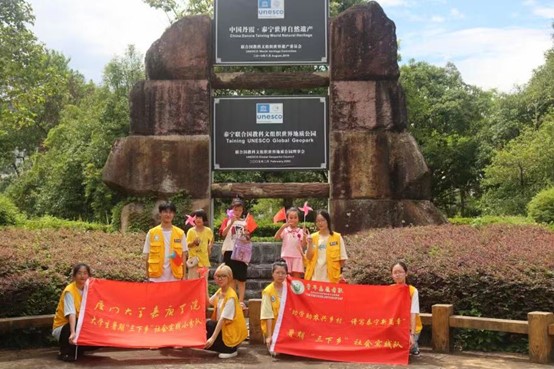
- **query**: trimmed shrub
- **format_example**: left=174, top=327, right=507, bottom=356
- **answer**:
left=0, top=229, right=145, bottom=318
left=344, top=224, right=554, bottom=352
left=0, top=194, right=24, bottom=226
left=21, top=216, right=109, bottom=231
left=528, top=187, right=554, bottom=224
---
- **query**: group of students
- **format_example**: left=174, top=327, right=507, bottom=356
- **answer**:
left=52, top=200, right=421, bottom=361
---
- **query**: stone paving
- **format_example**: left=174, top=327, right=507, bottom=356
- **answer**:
left=0, top=344, right=550, bottom=369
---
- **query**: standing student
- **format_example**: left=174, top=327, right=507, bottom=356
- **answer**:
left=274, top=208, right=306, bottom=278
left=305, top=210, right=348, bottom=283
left=205, top=264, right=248, bottom=359
left=186, top=209, right=214, bottom=280
left=220, top=198, right=251, bottom=308
left=52, top=263, right=91, bottom=362
left=143, top=202, right=188, bottom=282
left=391, top=261, right=422, bottom=356
left=260, top=259, right=288, bottom=353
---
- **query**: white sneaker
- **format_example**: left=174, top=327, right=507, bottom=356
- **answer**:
left=218, top=351, right=238, bottom=359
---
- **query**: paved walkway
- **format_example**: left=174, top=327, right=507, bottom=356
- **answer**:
left=0, top=344, right=550, bottom=369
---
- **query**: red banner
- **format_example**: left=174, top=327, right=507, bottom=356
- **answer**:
left=74, top=278, right=206, bottom=348
left=271, top=278, right=411, bottom=364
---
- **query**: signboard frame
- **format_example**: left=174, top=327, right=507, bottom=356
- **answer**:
left=214, top=0, right=329, bottom=65
left=213, top=96, right=328, bottom=171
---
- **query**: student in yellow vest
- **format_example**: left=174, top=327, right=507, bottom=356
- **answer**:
left=205, top=264, right=248, bottom=359
left=305, top=210, right=348, bottom=283
left=186, top=209, right=213, bottom=280
left=391, top=261, right=422, bottom=356
left=260, top=259, right=288, bottom=354
left=143, top=202, right=188, bottom=282
left=52, top=263, right=91, bottom=362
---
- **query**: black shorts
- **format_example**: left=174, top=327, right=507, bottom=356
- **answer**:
left=223, top=251, right=248, bottom=282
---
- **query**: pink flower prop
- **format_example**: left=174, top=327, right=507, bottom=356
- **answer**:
left=185, top=214, right=197, bottom=227
left=226, top=209, right=234, bottom=218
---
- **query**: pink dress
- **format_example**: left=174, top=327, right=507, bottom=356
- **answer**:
left=280, top=227, right=304, bottom=273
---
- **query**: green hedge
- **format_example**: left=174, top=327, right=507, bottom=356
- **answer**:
left=344, top=224, right=554, bottom=352
left=0, top=194, right=24, bottom=226
left=528, top=187, right=554, bottom=224
left=1, top=224, right=552, bottom=353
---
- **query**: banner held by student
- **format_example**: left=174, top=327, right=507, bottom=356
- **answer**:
left=270, top=277, right=411, bottom=364
left=74, top=278, right=207, bottom=348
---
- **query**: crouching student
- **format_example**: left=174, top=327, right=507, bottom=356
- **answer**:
left=205, top=264, right=248, bottom=359
left=260, top=259, right=288, bottom=354
left=52, top=263, right=92, bottom=362
left=391, top=261, right=422, bottom=356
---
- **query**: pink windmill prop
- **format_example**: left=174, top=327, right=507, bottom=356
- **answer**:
left=299, top=201, right=313, bottom=226
left=185, top=214, right=197, bottom=227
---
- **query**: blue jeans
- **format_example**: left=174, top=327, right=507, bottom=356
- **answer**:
left=410, top=333, right=420, bottom=354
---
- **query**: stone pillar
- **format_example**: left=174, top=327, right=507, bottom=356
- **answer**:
left=329, top=3, right=446, bottom=233
left=103, top=15, right=213, bottom=223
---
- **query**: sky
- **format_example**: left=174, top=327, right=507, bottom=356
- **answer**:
left=27, top=0, right=554, bottom=92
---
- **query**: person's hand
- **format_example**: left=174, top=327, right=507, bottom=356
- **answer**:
left=409, top=334, right=415, bottom=348
left=338, top=274, right=348, bottom=284
left=205, top=336, right=215, bottom=349
left=68, top=332, right=76, bottom=345
left=265, top=336, right=272, bottom=349
left=195, top=237, right=200, bottom=246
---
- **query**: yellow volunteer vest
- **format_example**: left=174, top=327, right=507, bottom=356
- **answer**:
left=304, top=232, right=342, bottom=283
left=211, top=288, right=248, bottom=347
left=52, top=282, right=82, bottom=330
left=409, top=285, right=423, bottom=334
left=260, top=282, right=281, bottom=337
left=148, top=225, right=185, bottom=279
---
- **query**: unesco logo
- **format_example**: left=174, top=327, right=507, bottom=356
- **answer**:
left=256, top=103, right=283, bottom=124
left=258, top=0, right=285, bottom=19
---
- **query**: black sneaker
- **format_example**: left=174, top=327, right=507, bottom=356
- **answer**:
left=58, top=353, right=76, bottom=362
left=410, top=349, right=420, bottom=357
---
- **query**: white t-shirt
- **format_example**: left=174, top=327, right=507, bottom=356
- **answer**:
left=51, top=289, right=82, bottom=340
left=221, top=219, right=247, bottom=252
left=411, top=287, right=420, bottom=314
left=210, top=292, right=235, bottom=320
left=143, top=229, right=188, bottom=282
left=312, top=234, right=348, bottom=282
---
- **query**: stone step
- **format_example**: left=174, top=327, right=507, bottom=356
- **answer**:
left=208, top=263, right=273, bottom=279
left=207, top=242, right=282, bottom=300
left=209, top=242, right=282, bottom=265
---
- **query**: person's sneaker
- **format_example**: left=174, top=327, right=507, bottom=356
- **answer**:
left=218, top=351, right=238, bottom=359
left=410, top=349, right=420, bottom=357
left=58, top=353, right=76, bottom=362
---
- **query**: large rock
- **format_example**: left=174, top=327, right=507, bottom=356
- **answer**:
left=330, top=80, right=407, bottom=131
left=330, top=199, right=447, bottom=234
left=330, top=2, right=399, bottom=80
left=330, top=131, right=432, bottom=200
left=330, top=131, right=392, bottom=199
left=389, top=133, right=432, bottom=200
left=130, top=80, right=209, bottom=135
left=102, top=135, right=210, bottom=197
left=145, top=15, right=212, bottom=80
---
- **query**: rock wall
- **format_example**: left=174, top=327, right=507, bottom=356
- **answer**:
left=102, top=15, right=213, bottom=221
left=328, top=2, right=446, bottom=232
left=102, top=2, right=446, bottom=233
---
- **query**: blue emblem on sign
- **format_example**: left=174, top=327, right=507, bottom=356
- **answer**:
left=257, top=104, right=270, bottom=113
left=259, top=0, right=270, bottom=8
